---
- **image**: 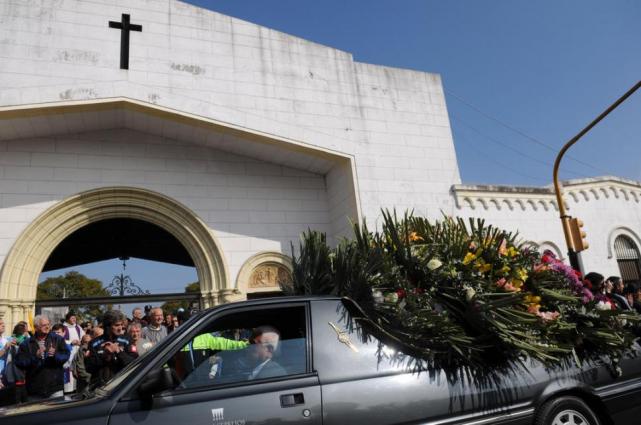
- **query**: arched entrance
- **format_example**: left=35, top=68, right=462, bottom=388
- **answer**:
left=0, top=187, right=230, bottom=330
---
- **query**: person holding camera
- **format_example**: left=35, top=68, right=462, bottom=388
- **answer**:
left=14, top=315, right=70, bottom=401
left=86, top=310, right=138, bottom=386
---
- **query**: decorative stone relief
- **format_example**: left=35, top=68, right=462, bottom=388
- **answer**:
left=236, top=252, right=294, bottom=298
left=249, top=264, right=292, bottom=288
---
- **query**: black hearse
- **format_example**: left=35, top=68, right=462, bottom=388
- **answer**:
left=1, top=297, right=640, bottom=425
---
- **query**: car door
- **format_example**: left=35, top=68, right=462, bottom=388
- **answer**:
left=108, top=302, right=322, bottom=425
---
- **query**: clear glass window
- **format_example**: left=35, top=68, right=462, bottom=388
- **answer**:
left=165, top=306, right=307, bottom=391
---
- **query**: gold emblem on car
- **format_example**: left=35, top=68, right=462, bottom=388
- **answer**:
left=328, top=322, right=359, bottom=352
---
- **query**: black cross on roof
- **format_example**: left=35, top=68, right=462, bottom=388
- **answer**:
left=109, top=14, right=142, bottom=70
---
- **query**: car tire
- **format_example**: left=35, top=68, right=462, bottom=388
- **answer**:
left=535, top=396, right=601, bottom=425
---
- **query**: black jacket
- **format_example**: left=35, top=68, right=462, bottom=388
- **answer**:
left=2, top=343, right=26, bottom=385
left=86, top=334, right=138, bottom=385
left=15, top=333, right=70, bottom=397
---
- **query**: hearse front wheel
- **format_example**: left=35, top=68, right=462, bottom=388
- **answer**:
left=535, top=396, right=601, bottom=425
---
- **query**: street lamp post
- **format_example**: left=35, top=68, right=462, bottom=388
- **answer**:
left=553, top=81, right=641, bottom=273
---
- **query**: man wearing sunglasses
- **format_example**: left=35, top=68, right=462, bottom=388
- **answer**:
left=247, top=326, right=286, bottom=380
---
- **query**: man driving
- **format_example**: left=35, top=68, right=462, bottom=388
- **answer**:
left=247, top=326, right=286, bottom=380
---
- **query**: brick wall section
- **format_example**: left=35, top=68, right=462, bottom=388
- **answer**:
left=0, top=129, right=331, bottom=282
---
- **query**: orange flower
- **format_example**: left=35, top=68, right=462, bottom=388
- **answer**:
left=504, top=279, right=523, bottom=292
left=498, top=239, right=508, bottom=256
left=409, top=231, right=423, bottom=242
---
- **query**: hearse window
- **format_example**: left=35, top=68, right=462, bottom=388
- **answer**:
left=165, top=306, right=307, bottom=392
left=311, top=299, right=425, bottom=382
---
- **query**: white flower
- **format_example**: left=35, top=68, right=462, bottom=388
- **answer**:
left=596, top=301, right=612, bottom=311
left=427, top=258, right=443, bottom=271
left=464, top=286, right=476, bottom=302
left=372, top=290, right=384, bottom=303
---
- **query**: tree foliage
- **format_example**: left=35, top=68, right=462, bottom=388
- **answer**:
left=161, top=282, right=200, bottom=313
left=37, top=271, right=111, bottom=320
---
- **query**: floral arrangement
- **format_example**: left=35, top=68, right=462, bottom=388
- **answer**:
left=283, top=211, right=638, bottom=374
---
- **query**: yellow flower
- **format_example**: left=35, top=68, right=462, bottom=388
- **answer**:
left=474, top=259, right=492, bottom=273
left=524, top=295, right=542, bottom=309
left=463, top=252, right=476, bottom=265
left=507, top=247, right=519, bottom=257
left=500, top=265, right=511, bottom=274
left=517, top=268, right=528, bottom=281
left=524, top=295, right=541, bottom=304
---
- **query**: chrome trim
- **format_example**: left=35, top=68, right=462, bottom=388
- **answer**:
left=424, top=406, right=535, bottom=425
left=596, top=376, right=641, bottom=398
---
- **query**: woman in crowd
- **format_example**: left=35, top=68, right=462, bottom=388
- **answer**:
left=1, top=323, right=29, bottom=405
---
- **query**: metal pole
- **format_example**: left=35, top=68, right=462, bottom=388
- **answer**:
left=553, top=81, right=641, bottom=273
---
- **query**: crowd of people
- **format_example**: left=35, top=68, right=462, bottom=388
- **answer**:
left=583, top=273, right=641, bottom=313
left=0, top=305, right=186, bottom=406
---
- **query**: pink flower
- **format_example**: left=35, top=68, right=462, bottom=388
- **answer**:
left=582, top=288, right=594, bottom=304
left=537, top=311, right=560, bottom=321
left=503, top=282, right=520, bottom=292
left=534, top=263, right=549, bottom=272
left=496, top=278, right=507, bottom=288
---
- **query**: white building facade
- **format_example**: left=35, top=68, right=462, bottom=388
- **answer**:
left=0, top=0, right=639, bottom=329
left=453, top=176, right=641, bottom=281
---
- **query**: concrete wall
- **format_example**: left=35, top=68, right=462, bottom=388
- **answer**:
left=0, top=128, right=331, bottom=282
left=0, top=0, right=461, bottom=225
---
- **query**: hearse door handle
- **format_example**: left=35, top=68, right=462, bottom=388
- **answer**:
left=280, top=393, right=305, bottom=407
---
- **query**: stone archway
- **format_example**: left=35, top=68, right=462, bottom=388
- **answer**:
left=0, top=187, right=230, bottom=329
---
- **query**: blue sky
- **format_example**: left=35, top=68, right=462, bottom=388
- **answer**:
left=41, top=1, right=641, bottom=300
left=186, top=0, right=641, bottom=186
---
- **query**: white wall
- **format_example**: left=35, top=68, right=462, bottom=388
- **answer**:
left=453, top=180, right=641, bottom=278
left=0, top=0, right=461, bottom=226
left=0, top=128, right=331, bottom=282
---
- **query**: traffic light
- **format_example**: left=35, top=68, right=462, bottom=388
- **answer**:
left=569, top=217, right=589, bottom=252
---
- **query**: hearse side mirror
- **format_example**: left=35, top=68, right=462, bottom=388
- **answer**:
left=138, top=367, right=175, bottom=399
